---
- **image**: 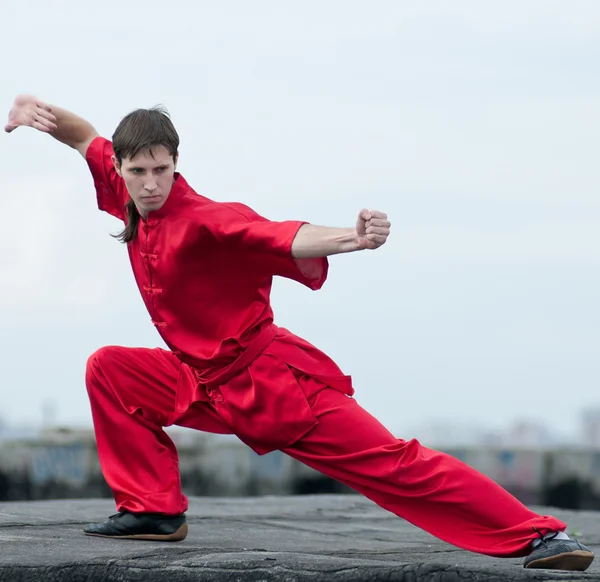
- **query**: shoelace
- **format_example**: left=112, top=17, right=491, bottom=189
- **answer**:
left=532, top=526, right=560, bottom=547
left=108, top=511, right=127, bottom=520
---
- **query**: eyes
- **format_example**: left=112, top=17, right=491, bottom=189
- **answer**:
left=130, top=166, right=169, bottom=176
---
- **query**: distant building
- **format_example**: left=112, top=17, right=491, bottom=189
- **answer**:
left=501, top=419, right=555, bottom=449
left=581, top=408, right=600, bottom=448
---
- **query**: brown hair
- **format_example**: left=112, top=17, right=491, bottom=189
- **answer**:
left=112, top=106, right=180, bottom=243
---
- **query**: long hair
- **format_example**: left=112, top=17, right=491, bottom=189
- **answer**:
left=111, top=106, right=179, bottom=243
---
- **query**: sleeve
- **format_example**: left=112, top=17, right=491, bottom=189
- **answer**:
left=85, top=137, right=130, bottom=221
left=212, top=202, right=329, bottom=291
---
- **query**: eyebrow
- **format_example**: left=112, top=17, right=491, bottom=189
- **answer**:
left=128, top=164, right=169, bottom=170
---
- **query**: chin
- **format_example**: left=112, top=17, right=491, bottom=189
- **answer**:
left=144, top=200, right=165, bottom=212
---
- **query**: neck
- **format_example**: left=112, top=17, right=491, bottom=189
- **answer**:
left=133, top=201, right=148, bottom=220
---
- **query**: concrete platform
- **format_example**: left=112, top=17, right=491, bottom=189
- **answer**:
left=0, top=495, right=598, bottom=581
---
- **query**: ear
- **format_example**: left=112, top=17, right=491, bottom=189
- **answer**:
left=112, top=155, right=123, bottom=177
left=173, top=152, right=179, bottom=170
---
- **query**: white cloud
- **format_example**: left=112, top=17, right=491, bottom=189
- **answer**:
left=400, top=221, right=600, bottom=262
left=61, top=274, right=111, bottom=311
left=0, top=173, right=128, bottom=312
left=0, top=177, right=72, bottom=304
left=1, top=1, right=600, bottom=436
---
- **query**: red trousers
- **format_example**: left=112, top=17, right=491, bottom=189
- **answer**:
left=85, top=344, right=565, bottom=558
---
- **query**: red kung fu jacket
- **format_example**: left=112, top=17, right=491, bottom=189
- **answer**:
left=85, top=137, right=354, bottom=454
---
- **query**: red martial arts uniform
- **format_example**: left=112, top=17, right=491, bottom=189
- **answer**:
left=84, top=137, right=565, bottom=557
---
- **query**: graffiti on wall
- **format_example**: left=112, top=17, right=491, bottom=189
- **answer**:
left=30, top=444, right=88, bottom=486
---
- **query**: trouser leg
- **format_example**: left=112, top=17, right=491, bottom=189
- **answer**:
left=284, top=389, right=565, bottom=557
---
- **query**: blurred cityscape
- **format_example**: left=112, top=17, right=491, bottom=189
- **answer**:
left=3, top=402, right=600, bottom=449
left=2, top=402, right=600, bottom=511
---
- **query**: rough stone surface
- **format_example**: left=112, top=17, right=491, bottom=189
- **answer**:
left=0, top=495, right=598, bottom=581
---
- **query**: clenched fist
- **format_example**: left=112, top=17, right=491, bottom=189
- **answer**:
left=355, top=209, right=391, bottom=250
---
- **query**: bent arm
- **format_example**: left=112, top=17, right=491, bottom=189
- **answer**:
left=6, top=95, right=128, bottom=221
left=291, top=225, right=360, bottom=258
left=49, top=106, right=99, bottom=157
left=5, top=94, right=98, bottom=157
left=291, top=209, right=391, bottom=259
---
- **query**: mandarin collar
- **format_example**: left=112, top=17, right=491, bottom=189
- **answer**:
left=141, top=173, right=188, bottom=221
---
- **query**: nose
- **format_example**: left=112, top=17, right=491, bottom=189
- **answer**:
left=144, top=180, right=158, bottom=192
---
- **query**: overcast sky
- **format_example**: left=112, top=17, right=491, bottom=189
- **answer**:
left=1, top=1, right=599, bottom=443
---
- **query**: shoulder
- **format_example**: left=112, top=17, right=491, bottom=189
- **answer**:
left=180, top=190, right=263, bottom=224
left=85, top=136, right=117, bottom=181
left=217, top=202, right=263, bottom=222
left=85, top=136, right=113, bottom=162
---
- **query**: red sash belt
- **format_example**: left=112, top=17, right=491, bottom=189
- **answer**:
left=193, top=323, right=278, bottom=389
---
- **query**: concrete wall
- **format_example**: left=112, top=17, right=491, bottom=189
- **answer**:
left=1, top=430, right=600, bottom=509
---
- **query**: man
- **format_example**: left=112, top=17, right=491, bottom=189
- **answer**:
left=4, top=94, right=594, bottom=571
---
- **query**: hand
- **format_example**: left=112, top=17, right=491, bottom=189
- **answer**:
left=356, top=209, right=391, bottom=250
left=5, top=94, right=57, bottom=133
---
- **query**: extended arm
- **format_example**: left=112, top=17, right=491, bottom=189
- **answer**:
left=291, top=209, right=391, bottom=258
left=5, top=94, right=99, bottom=157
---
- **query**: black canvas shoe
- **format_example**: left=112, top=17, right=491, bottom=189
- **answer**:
left=83, top=510, right=187, bottom=541
left=524, top=530, right=594, bottom=571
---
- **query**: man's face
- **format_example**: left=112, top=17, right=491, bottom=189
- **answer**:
left=113, top=146, right=178, bottom=218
